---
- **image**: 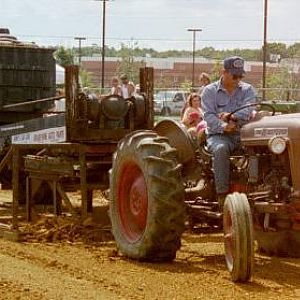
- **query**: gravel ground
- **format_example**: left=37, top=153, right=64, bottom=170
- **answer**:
left=0, top=189, right=299, bottom=300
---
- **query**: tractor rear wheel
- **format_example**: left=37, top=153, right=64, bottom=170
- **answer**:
left=223, top=192, right=254, bottom=282
left=109, top=131, right=186, bottom=261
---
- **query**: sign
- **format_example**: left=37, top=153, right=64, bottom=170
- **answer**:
left=254, top=127, right=288, bottom=138
left=12, top=126, right=66, bottom=144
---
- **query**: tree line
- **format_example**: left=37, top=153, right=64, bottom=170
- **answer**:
left=55, top=42, right=300, bottom=67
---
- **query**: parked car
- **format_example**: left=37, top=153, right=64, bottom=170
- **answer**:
left=154, top=90, right=189, bottom=116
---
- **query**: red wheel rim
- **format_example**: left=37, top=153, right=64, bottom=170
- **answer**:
left=118, top=161, right=148, bottom=242
left=224, top=209, right=234, bottom=270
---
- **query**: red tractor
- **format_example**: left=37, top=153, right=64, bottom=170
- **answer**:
left=109, top=103, right=300, bottom=282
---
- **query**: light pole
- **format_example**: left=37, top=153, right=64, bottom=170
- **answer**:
left=94, top=0, right=110, bottom=90
left=74, top=37, right=86, bottom=65
left=262, top=0, right=268, bottom=100
left=187, top=28, right=202, bottom=89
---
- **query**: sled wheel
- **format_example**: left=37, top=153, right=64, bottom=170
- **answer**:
left=110, top=130, right=186, bottom=261
left=223, top=192, right=254, bottom=282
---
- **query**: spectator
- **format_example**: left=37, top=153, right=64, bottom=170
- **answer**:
left=181, top=93, right=207, bottom=140
left=181, top=93, right=202, bottom=128
left=198, top=72, right=211, bottom=96
left=120, top=74, right=135, bottom=98
left=110, top=76, right=122, bottom=96
left=181, top=73, right=210, bottom=118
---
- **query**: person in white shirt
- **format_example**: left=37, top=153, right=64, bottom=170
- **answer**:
left=120, top=74, right=135, bottom=99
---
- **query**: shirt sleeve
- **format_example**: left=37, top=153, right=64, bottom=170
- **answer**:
left=234, top=85, right=257, bottom=122
left=202, top=86, right=227, bottom=134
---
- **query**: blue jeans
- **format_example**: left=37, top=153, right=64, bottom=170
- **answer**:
left=207, top=134, right=241, bottom=194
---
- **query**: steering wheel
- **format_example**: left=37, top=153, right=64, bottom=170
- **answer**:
left=227, top=102, right=276, bottom=121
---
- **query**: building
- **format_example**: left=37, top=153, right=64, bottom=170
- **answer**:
left=81, top=56, right=299, bottom=94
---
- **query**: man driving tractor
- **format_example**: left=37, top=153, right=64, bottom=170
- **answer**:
left=201, top=56, right=257, bottom=208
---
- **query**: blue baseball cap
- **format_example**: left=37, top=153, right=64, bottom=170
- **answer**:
left=223, top=56, right=245, bottom=76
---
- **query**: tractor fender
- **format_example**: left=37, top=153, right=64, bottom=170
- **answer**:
left=154, top=119, right=195, bottom=165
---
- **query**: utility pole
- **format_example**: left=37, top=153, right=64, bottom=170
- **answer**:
left=262, top=0, right=268, bottom=100
left=74, top=37, right=86, bottom=65
left=187, top=28, right=202, bottom=89
left=94, top=0, right=110, bottom=90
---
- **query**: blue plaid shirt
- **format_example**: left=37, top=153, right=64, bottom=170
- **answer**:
left=201, top=78, right=257, bottom=135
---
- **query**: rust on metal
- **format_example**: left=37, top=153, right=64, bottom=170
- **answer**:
left=140, top=67, right=154, bottom=129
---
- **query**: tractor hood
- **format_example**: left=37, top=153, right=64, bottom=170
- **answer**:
left=241, top=113, right=300, bottom=145
left=241, top=113, right=300, bottom=193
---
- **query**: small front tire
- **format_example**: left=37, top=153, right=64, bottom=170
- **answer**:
left=223, top=192, right=254, bottom=282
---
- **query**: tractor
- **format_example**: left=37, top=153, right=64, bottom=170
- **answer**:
left=1, top=52, right=299, bottom=282
left=109, top=102, right=300, bottom=282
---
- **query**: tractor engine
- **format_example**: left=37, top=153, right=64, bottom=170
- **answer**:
left=245, top=148, right=292, bottom=201
left=241, top=113, right=300, bottom=243
left=80, top=92, right=148, bottom=130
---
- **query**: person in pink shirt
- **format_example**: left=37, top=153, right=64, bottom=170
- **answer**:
left=181, top=93, right=207, bottom=139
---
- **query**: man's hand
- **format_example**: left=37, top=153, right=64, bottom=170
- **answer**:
left=219, top=112, right=238, bottom=122
left=223, top=120, right=237, bottom=133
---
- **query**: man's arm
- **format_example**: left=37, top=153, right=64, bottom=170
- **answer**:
left=232, top=85, right=257, bottom=122
left=202, top=87, right=227, bottom=134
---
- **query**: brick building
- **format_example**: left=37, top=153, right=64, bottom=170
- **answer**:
left=81, top=56, right=296, bottom=91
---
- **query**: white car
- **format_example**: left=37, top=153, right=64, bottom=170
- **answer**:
left=154, top=90, right=189, bottom=116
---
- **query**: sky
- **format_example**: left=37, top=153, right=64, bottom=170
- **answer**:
left=1, top=0, right=300, bottom=51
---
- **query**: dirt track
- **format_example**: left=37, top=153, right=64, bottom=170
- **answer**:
left=0, top=190, right=300, bottom=300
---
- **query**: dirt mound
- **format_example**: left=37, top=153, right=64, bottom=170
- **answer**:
left=19, top=213, right=113, bottom=244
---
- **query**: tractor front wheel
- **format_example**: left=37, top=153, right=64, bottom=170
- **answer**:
left=223, top=192, right=254, bottom=282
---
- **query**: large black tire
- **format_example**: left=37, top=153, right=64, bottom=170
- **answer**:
left=223, top=192, right=254, bottom=282
left=109, top=130, right=186, bottom=261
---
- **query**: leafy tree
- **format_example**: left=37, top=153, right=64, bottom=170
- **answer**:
left=54, top=46, right=75, bottom=67
left=155, top=74, right=173, bottom=91
left=79, top=69, right=93, bottom=88
left=257, top=67, right=300, bottom=100
left=116, top=42, right=144, bottom=84
left=287, top=43, right=300, bottom=58
left=267, top=43, right=287, bottom=59
left=64, top=41, right=300, bottom=63
left=210, top=60, right=223, bottom=82
left=180, top=79, right=193, bottom=92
